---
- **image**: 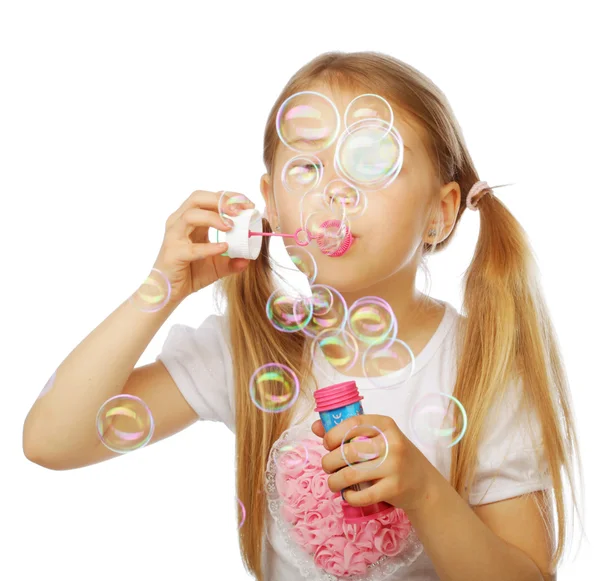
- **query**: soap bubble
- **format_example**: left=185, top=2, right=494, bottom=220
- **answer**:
left=341, top=424, right=389, bottom=471
left=285, top=244, right=318, bottom=285
left=249, top=363, right=300, bottom=413
left=362, top=338, right=415, bottom=390
left=323, top=178, right=367, bottom=218
left=302, top=284, right=349, bottom=338
left=344, top=93, right=394, bottom=134
left=218, top=191, right=253, bottom=218
left=275, top=442, right=310, bottom=473
left=129, top=268, right=171, bottom=313
left=281, top=154, right=323, bottom=195
left=276, top=91, right=340, bottom=153
left=311, top=328, right=359, bottom=377
left=237, top=498, right=247, bottom=529
left=409, top=392, right=468, bottom=451
left=266, top=288, right=313, bottom=333
left=334, top=119, right=403, bottom=191
left=347, top=296, right=397, bottom=346
left=96, top=394, right=155, bottom=453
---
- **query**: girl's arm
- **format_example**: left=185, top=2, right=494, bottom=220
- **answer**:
left=405, top=470, right=554, bottom=581
left=22, top=293, right=196, bottom=470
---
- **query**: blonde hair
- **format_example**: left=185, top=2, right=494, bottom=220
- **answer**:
left=217, top=51, right=582, bottom=580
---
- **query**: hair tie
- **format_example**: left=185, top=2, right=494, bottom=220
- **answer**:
left=466, top=180, right=493, bottom=211
left=466, top=181, right=516, bottom=211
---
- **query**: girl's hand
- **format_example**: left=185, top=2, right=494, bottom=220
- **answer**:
left=152, top=190, right=254, bottom=303
left=311, top=414, right=440, bottom=513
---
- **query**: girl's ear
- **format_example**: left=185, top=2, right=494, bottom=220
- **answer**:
left=260, top=173, right=280, bottom=230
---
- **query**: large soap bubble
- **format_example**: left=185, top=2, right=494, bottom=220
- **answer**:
left=96, top=394, right=155, bottom=453
left=335, top=119, right=404, bottom=191
left=276, top=91, right=340, bottom=153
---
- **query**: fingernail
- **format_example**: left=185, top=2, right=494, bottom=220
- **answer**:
left=223, top=217, right=235, bottom=228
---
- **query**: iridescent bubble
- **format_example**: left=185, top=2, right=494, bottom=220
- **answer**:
left=409, top=392, right=468, bottom=451
left=266, top=288, right=313, bottom=333
left=237, top=497, right=247, bottom=529
left=344, top=93, right=394, bottom=134
left=347, top=296, right=396, bottom=346
left=341, top=424, right=389, bottom=471
left=334, top=119, right=403, bottom=191
left=285, top=244, right=317, bottom=285
left=96, top=394, right=155, bottom=453
left=362, top=338, right=416, bottom=390
left=323, top=178, right=367, bottom=218
left=129, top=268, right=171, bottom=313
left=311, top=328, right=359, bottom=377
left=37, top=371, right=57, bottom=399
left=276, top=91, right=340, bottom=153
left=302, top=284, right=349, bottom=338
left=218, top=191, right=254, bottom=218
left=281, top=154, right=323, bottom=195
left=275, top=442, right=310, bottom=472
left=249, top=363, right=300, bottom=413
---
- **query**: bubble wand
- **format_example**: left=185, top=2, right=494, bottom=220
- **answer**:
left=248, top=220, right=354, bottom=257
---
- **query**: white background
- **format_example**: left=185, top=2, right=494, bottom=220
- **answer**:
left=2, top=1, right=598, bottom=579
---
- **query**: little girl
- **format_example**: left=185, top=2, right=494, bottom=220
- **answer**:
left=23, top=51, right=581, bottom=581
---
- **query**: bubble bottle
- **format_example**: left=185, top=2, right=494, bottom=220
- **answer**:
left=313, top=380, right=395, bottom=524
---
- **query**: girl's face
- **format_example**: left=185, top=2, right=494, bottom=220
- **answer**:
left=261, top=83, right=459, bottom=293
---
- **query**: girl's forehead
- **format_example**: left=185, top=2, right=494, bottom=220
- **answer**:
left=289, top=82, right=426, bottom=156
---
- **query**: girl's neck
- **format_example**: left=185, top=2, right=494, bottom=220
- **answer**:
left=340, top=276, right=441, bottom=346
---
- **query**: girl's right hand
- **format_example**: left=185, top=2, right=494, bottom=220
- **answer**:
left=152, top=190, right=255, bottom=304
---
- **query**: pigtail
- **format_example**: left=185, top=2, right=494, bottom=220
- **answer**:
left=450, top=191, right=582, bottom=570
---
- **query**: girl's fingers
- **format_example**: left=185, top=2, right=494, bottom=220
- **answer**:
left=171, top=207, right=233, bottom=240
left=168, top=190, right=254, bottom=227
left=183, top=241, right=229, bottom=261
left=327, top=457, right=392, bottom=493
left=322, top=433, right=389, bottom=474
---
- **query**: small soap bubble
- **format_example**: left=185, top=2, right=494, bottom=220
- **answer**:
left=409, top=392, right=468, bottom=451
left=302, top=284, right=349, bottom=338
left=334, top=119, right=403, bottom=191
left=341, top=424, right=389, bottom=471
left=285, top=244, right=318, bottom=285
left=344, top=93, right=394, bottom=132
left=311, top=328, right=359, bottom=377
left=237, top=497, right=247, bottom=529
left=218, top=191, right=253, bottom=218
left=281, top=155, right=323, bottom=195
left=129, top=268, right=171, bottom=312
left=266, top=288, right=313, bottom=333
left=347, top=296, right=396, bottom=346
left=249, top=363, right=300, bottom=413
left=96, top=394, right=154, bottom=453
left=37, top=371, right=57, bottom=399
left=275, top=442, right=310, bottom=472
left=276, top=91, right=340, bottom=153
left=361, top=338, right=415, bottom=390
left=323, top=178, right=367, bottom=218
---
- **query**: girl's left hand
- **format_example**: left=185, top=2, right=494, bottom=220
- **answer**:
left=311, top=414, right=441, bottom=513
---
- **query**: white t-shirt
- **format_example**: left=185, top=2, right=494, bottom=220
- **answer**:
left=156, top=299, right=552, bottom=581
